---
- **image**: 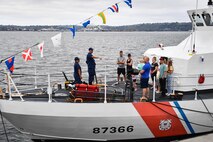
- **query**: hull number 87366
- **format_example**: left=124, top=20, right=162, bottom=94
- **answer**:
left=93, top=126, right=134, bottom=134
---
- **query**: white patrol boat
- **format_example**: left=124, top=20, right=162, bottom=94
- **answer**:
left=1, top=1, right=213, bottom=142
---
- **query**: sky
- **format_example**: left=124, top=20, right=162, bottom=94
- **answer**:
left=0, top=0, right=209, bottom=26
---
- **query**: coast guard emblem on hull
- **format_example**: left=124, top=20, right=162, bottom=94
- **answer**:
left=159, top=119, right=172, bottom=131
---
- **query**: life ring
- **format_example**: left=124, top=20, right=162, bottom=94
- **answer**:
left=198, top=74, right=205, bottom=84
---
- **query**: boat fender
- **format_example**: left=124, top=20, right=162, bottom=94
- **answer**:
left=198, top=74, right=205, bottom=84
left=74, top=98, right=83, bottom=103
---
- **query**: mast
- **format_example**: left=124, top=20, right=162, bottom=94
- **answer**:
left=192, top=0, right=199, bottom=53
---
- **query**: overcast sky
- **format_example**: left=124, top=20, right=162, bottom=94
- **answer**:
left=0, top=0, right=209, bottom=26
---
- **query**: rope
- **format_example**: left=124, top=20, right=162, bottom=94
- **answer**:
left=197, top=92, right=213, bottom=121
left=0, top=108, right=9, bottom=142
left=150, top=102, right=213, bottom=129
left=0, top=42, right=39, bottom=64
left=153, top=102, right=213, bottom=115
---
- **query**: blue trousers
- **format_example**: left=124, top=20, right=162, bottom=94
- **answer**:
left=74, top=75, right=82, bottom=84
left=88, top=68, right=95, bottom=85
left=167, top=75, right=173, bottom=94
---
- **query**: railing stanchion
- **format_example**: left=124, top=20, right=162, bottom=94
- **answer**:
left=7, top=72, right=12, bottom=101
left=35, top=66, right=37, bottom=89
left=194, top=76, right=198, bottom=100
left=152, top=76, right=156, bottom=102
left=47, top=74, right=52, bottom=103
left=194, top=89, right=198, bottom=100
left=104, top=65, right=107, bottom=104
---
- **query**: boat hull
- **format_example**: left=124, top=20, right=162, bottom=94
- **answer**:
left=1, top=100, right=213, bottom=141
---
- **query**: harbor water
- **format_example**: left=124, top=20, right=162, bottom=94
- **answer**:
left=0, top=31, right=189, bottom=141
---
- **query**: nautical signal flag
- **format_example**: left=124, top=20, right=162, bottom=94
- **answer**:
left=22, top=48, right=32, bottom=62
left=37, top=41, right=44, bottom=58
left=124, top=0, right=132, bottom=8
left=5, top=57, right=15, bottom=73
left=108, top=4, right=119, bottom=13
left=82, top=20, right=91, bottom=28
left=51, top=33, right=62, bottom=48
left=98, top=12, right=106, bottom=24
left=69, top=26, right=76, bottom=38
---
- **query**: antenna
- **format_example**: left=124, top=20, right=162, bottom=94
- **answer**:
left=192, top=0, right=199, bottom=54
left=208, top=0, right=213, bottom=6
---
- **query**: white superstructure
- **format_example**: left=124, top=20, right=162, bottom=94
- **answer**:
left=145, top=6, right=213, bottom=91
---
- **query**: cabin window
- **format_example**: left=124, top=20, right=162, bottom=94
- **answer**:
left=202, top=13, right=213, bottom=26
left=192, top=13, right=204, bottom=26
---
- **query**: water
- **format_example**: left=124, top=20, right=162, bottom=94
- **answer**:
left=0, top=31, right=189, bottom=141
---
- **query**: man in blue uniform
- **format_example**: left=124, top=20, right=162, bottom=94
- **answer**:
left=140, top=56, right=151, bottom=101
left=86, top=48, right=101, bottom=85
left=74, top=57, right=82, bottom=84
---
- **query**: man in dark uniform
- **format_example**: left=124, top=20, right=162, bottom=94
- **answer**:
left=74, top=57, right=82, bottom=84
left=86, top=48, right=101, bottom=85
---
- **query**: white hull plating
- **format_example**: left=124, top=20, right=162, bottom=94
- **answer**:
left=1, top=100, right=213, bottom=141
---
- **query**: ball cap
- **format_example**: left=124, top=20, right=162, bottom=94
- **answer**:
left=89, top=47, right=94, bottom=51
left=74, top=57, right=80, bottom=61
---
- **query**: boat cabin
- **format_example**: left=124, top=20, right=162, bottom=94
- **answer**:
left=188, top=8, right=213, bottom=28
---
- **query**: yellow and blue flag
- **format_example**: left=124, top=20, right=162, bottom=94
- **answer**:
left=70, top=26, right=76, bottom=38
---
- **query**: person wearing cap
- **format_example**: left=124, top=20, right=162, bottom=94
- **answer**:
left=74, top=57, right=82, bottom=84
left=86, top=48, right=101, bottom=85
left=117, top=50, right=126, bottom=83
left=159, top=57, right=168, bottom=97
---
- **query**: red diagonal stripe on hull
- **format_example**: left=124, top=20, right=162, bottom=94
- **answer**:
left=133, top=102, right=187, bottom=138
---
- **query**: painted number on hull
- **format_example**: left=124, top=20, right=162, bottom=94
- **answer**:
left=93, top=126, right=134, bottom=134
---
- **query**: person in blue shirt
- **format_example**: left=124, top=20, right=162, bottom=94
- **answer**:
left=86, top=48, right=101, bottom=85
left=74, top=57, right=82, bottom=84
left=140, top=56, right=151, bottom=101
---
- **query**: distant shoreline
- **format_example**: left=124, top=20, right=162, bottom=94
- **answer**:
left=0, top=22, right=192, bottom=32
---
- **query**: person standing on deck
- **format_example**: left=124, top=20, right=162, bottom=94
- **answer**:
left=151, top=57, right=158, bottom=88
left=167, top=59, right=174, bottom=96
left=117, top=51, right=126, bottom=83
left=86, top=48, right=101, bottom=85
left=74, top=57, right=82, bottom=84
left=159, top=57, right=168, bottom=97
left=140, top=56, right=151, bottom=101
left=126, top=53, right=133, bottom=75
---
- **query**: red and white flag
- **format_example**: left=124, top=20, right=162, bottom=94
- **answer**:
left=37, top=41, right=44, bottom=58
left=22, top=48, right=32, bottom=62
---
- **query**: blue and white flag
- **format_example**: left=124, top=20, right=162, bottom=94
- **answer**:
left=124, top=0, right=132, bottom=8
